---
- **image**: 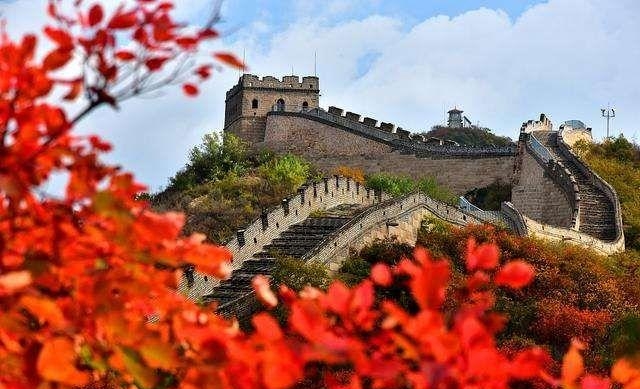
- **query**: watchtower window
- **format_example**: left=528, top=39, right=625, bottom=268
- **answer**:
left=302, top=101, right=309, bottom=111
left=309, top=84, right=313, bottom=89
left=276, top=99, right=285, bottom=111
left=252, top=99, right=258, bottom=109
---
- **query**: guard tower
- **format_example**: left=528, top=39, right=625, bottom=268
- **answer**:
left=447, top=107, right=464, bottom=128
left=224, top=74, right=320, bottom=146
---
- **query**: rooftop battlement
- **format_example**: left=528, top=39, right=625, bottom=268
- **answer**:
left=520, top=113, right=553, bottom=133
left=226, top=74, right=320, bottom=99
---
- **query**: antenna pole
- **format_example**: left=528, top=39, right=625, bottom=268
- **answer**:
left=601, top=104, right=615, bottom=138
left=239, top=48, right=245, bottom=79
left=314, top=51, right=317, bottom=76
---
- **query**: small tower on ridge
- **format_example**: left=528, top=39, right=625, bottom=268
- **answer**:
left=447, top=107, right=464, bottom=128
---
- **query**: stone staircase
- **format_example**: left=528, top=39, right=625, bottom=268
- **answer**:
left=532, top=131, right=616, bottom=241
left=203, top=205, right=363, bottom=314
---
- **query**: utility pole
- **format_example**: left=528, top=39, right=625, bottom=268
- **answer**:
left=601, top=105, right=615, bottom=138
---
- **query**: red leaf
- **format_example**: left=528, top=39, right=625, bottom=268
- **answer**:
left=63, top=80, right=82, bottom=101
left=43, top=48, right=73, bottom=71
left=252, top=275, right=277, bottom=308
left=195, top=64, right=212, bottom=79
left=115, top=50, right=136, bottom=61
left=37, top=337, right=89, bottom=386
left=199, top=28, right=219, bottom=39
left=20, top=34, right=37, bottom=61
left=89, top=135, right=112, bottom=151
left=582, top=375, right=611, bottom=389
left=145, top=56, right=169, bottom=71
left=401, top=248, right=450, bottom=310
left=43, top=26, right=73, bottom=49
left=176, top=36, right=198, bottom=50
left=107, top=10, right=138, bottom=29
left=562, top=339, right=586, bottom=387
left=252, top=313, right=283, bottom=341
left=510, top=347, right=550, bottom=380
left=88, top=4, right=104, bottom=27
left=182, top=83, right=199, bottom=97
left=466, top=238, right=499, bottom=271
left=47, top=1, right=57, bottom=18
left=156, top=2, right=174, bottom=11
left=494, top=260, right=534, bottom=289
left=370, top=263, right=392, bottom=287
left=213, top=52, right=246, bottom=70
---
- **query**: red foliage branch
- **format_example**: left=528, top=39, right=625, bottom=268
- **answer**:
left=0, top=1, right=637, bottom=388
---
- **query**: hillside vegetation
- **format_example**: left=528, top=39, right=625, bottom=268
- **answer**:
left=150, top=133, right=318, bottom=243
left=333, top=221, right=640, bottom=372
left=425, top=125, right=513, bottom=147
left=365, top=172, right=458, bottom=204
left=574, top=135, right=640, bottom=252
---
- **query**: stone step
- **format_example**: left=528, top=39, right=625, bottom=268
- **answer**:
left=532, top=130, right=617, bottom=242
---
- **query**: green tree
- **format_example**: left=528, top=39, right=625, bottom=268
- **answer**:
left=259, top=153, right=311, bottom=195
left=169, top=132, right=248, bottom=190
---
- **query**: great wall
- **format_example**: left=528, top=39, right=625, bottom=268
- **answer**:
left=180, top=74, right=625, bottom=319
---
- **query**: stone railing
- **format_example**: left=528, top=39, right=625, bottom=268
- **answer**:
left=556, top=128, right=625, bottom=247
left=520, top=113, right=553, bottom=134
left=522, top=214, right=625, bottom=255
left=215, top=192, right=496, bottom=315
left=178, top=176, right=388, bottom=300
left=500, top=201, right=528, bottom=236
left=271, top=107, right=516, bottom=158
left=458, top=196, right=512, bottom=228
left=524, top=132, right=581, bottom=229
left=303, top=193, right=486, bottom=266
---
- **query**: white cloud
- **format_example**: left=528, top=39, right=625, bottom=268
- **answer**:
left=2, top=0, right=640, bottom=191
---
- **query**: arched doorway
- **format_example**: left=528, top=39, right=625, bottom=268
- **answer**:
left=276, top=98, right=285, bottom=111
left=302, top=101, right=309, bottom=111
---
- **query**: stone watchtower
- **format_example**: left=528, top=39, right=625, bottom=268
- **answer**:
left=447, top=107, right=463, bottom=128
left=223, top=74, right=320, bottom=146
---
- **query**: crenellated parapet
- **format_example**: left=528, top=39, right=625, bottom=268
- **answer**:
left=520, top=113, right=553, bottom=134
left=178, top=176, right=388, bottom=300
left=226, top=74, right=320, bottom=99
left=286, top=107, right=516, bottom=157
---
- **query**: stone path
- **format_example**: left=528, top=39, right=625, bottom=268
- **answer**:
left=203, top=204, right=367, bottom=316
left=532, top=131, right=616, bottom=241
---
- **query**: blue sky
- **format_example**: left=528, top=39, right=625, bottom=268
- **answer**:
left=2, top=0, right=639, bottom=191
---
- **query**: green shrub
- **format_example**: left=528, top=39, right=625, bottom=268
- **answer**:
left=365, top=173, right=416, bottom=197
left=271, top=256, right=330, bottom=291
left=418, top=177, right=457, bottom=205
left=259, top=153, right=310, bottom=195
left=574, top=136, right=640, bottom=251
left=168, top=132, right=249, bottom=190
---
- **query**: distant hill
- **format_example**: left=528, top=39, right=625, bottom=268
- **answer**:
left=424, top=125, right=513, bottom=147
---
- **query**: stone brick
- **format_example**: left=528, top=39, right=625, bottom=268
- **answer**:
left=262, top=115, right=516, bottom=194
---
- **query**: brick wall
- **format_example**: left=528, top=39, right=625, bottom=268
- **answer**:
left=511, top=146, right=574, bottom=228
left=261, top=115, right=516, bottom=194
left=304, top=193, right=485, bottom=270
left=178, top=176, right=386, bottom=301
left=224, top=74, right=320, bottom=144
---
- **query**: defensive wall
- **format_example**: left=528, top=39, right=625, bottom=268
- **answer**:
left=211, top=191, right=504, bottom=318
left=509, top=115, right=624, bottom=254
left=178, top=176, right=388, bottom=300
left=260, top=107, right=517, bottom=195
left=302, top=192, right=487, bottom=270
left=225, top=74, right=320, bottom=145
left=511, top=123, right=578, bottom=229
